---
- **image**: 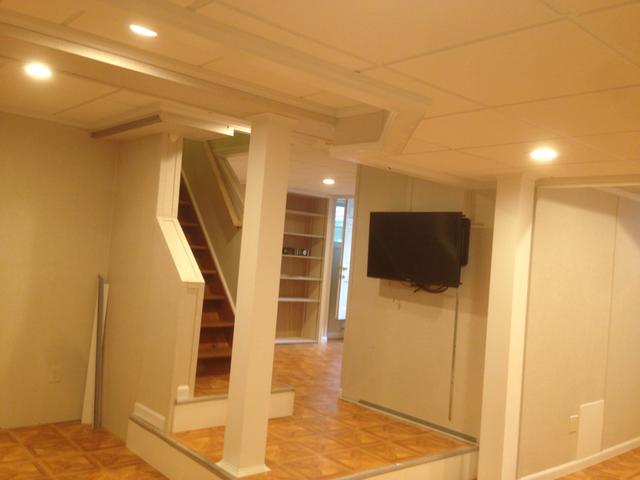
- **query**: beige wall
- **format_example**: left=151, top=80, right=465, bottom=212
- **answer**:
left=103, top=134, right=203, bottom=439
left=518, top=188, right=640, bottom=476
left=341, top=165, right=493, bottom=439
left=182, top=140, right=242, bottom=303
left=0, top=112, right=116, bottom=428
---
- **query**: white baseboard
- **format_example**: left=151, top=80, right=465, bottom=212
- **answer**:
left=133, top=403, right=166, bottom=431
left=519, top=435, right=640, bottom=480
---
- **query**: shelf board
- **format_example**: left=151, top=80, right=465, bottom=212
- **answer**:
left=282, top=254, right=323, bottom=260
left=275, top=337, right=317, bottom=345
left=283, top=231, right=324, bottom=239
left=278, top=297, right=320, bottom=303
left=286, top=209, right=325, bottom=218
left=280, top=275, right=321, bottom=281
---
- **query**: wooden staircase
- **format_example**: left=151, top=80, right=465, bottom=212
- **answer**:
left=178, top=180, right=235, bottom=380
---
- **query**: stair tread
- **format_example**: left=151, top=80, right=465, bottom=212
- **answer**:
left=201, top=320, right=235, bottom=329
left=200, top=269, right=218, bottom=275
left=204, top=293, right=226, bottom=301
left=191, top=244, right=208, bottom=250
left=198, top=344, right=232, bottom=359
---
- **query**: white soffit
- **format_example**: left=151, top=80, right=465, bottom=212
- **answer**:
left=202, top=54, right=320, bottom=98
left=390, top=21, right=640, bottom=106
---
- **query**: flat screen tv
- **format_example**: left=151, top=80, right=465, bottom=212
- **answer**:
left=367, top=212, right=470, bottom=290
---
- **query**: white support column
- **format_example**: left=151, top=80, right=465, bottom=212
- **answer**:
left=478, top=174, right=536, bottom=480
left=217, top=114, right=293, bottom=478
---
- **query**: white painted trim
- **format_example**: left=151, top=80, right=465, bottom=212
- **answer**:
left=171, top=388, right=294, bottom=432
left=598, top=187, right=640, bottom=203
left=519, top=436, right=640, bottom=480
left=133, top=403, right=166, bottom=431
left=127, top=419, right=226, bottom=480
left=216, top=460, right=270, bottom=478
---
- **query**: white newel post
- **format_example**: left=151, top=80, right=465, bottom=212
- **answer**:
left=478, top=174, right=536, bottom=480
left=217, top=114, right=294, bottom=477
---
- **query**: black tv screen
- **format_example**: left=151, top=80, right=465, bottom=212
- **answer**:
left=367, top=212, right=470, bottom=288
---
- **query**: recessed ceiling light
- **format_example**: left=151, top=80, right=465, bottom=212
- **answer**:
left=24, top=62, right=52, bottom=80
left=129, top=24, right=157, bottom=37
left=322, top=178, right=336, bottom=185
left=530, top=147, right=558, bottom=163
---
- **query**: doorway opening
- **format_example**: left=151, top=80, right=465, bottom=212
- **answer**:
left=327, top=197, right=355, bottom=340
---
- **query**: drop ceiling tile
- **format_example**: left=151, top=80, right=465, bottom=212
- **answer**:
left=578, top=3, right=640, bottom=65
left=403, top=137, right=448, bottom=154
left=543, top=0, right=632, bottom=15
left=303, top=92, right=362, bottom=109
left=0, top=62, right=115, bottom=115
left=0, top=0, right=84, bottom=24
left=218, top=0, right=558, bottom=64
left=462, top=138, right=623, bottom=167
left=363, top=67, right=481, bottom=117
left=392, top=21, right=640, bottom=105
left=411, top=109, right=559, bottom=149
left=203, top=55, right=319, bottom=97
left=197, top=2, right=371, bottom=71
left=56, top=90, right=158, bottom=124
left=68, top=10, right=226, bottom=66
left=577, top=131, right=640, bottom=160
left=499, top=86, right=640, bottom=136
left=390, top=150, right=508, bottom=176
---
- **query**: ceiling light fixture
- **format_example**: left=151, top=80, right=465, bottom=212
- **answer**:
left=529, top=147, right=558, bottom=163
left=322, top=178, right=336, bottom=185
left=24, top=62, right=52, bottom=80
left=129, top=24, right=158, bottom=37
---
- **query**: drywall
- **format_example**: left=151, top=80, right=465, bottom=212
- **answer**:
left=518, top=188, right=640, bottom=477
left=181, top=140, right=242, bottom=303
left=0, top=112, right=116, bottom=428
left=603, top=197, right=640, bottom=447
left=103, top=134, right=203, bottom=439
left=341, top=165, right=493, bottom=439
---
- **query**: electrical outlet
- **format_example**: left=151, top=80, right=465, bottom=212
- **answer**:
left=48, top=365, right=62, bottom=384
left=569, top=414, right=579, bottom=434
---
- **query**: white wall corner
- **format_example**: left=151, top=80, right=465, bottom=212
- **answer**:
left=133, top=402, right=166, bottom=431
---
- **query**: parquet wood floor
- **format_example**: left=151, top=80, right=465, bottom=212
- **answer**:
left=560, top=448, right=640, bottom=479
left=177, top=341, right=471, bottom=479
left=0, top=421, right=166, bottom=479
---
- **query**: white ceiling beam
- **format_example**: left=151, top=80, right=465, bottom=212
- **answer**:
left=96, top=0, right=430, bottom=114
left=0, top=10, right=338, bottom=121
left=597, top=187, right=640, bottom=202
left=538, top=175, right=640, bottom=189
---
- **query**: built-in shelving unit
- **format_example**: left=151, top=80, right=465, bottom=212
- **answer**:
left=276, top=193, right=329, bottom=342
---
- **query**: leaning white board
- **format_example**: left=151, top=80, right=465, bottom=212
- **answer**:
left=81, top=281, right=109, bottom=425
left=577, top=400, right=605, bottom=459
